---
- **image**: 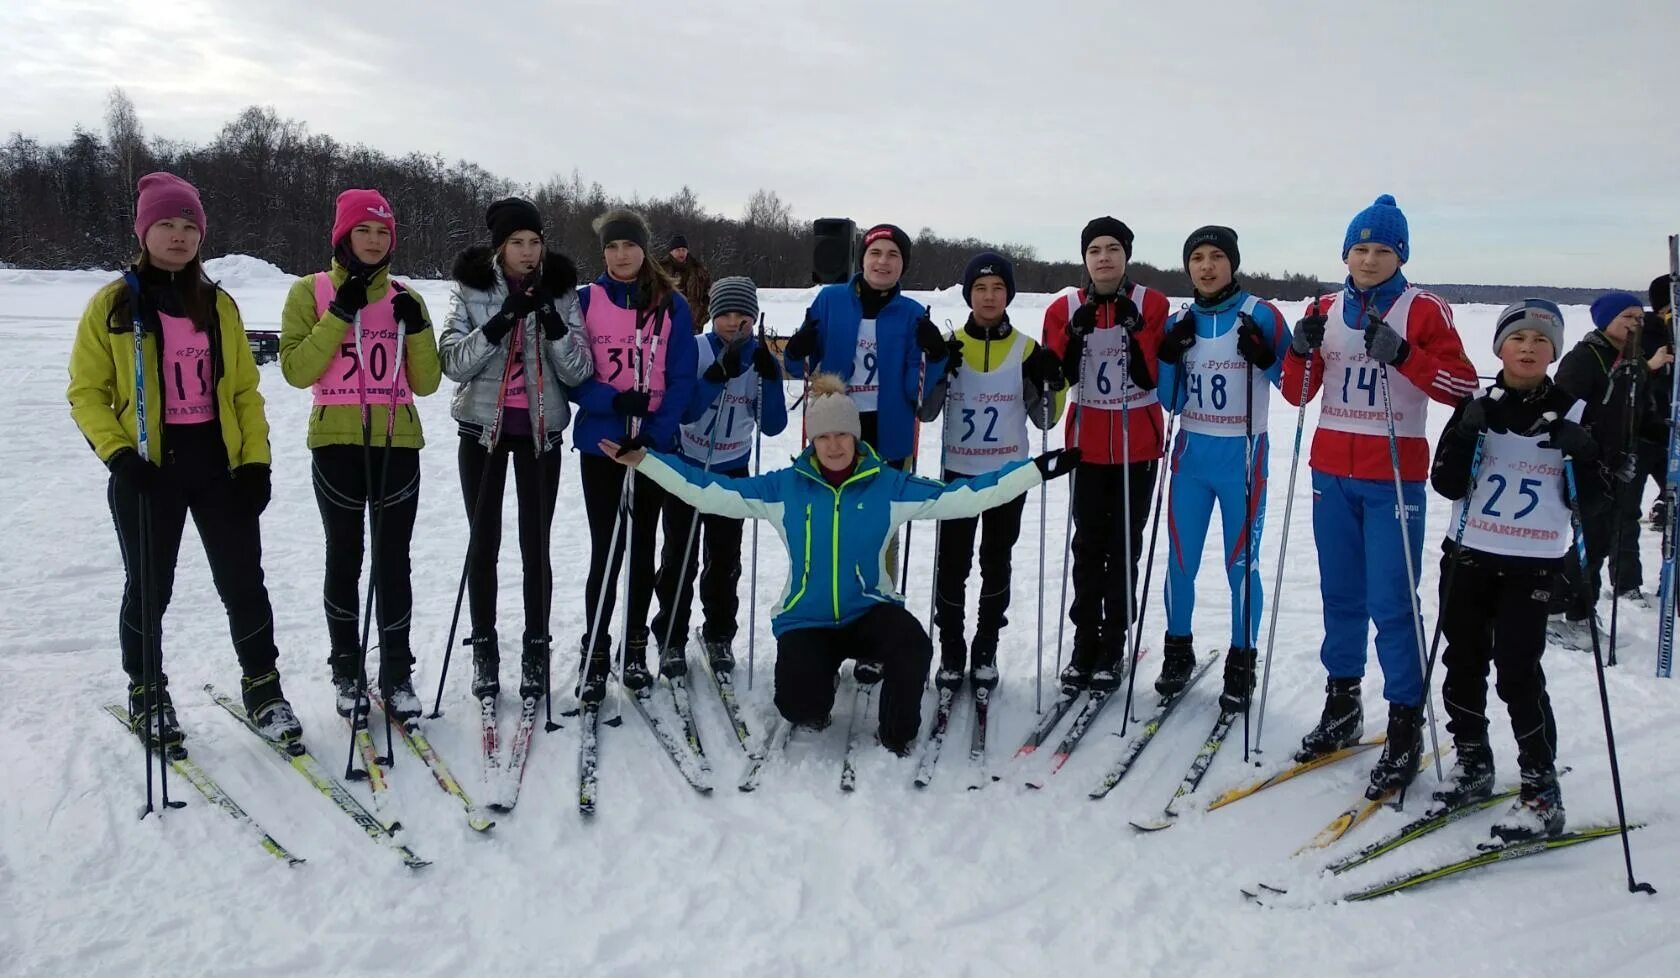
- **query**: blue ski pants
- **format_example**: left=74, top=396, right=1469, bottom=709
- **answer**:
left=1164, top=430, right=1268, bottom=647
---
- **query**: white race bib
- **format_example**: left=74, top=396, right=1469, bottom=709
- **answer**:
left=1450, top=396, right=1582, bottom=559
left=1179, top=296, right=1268, bottom=437
left=1318, top=288, right=1428, bottom=438
left=942, top=334, right=1031, bottom=475
left=848, top=317, right=880, bottom=412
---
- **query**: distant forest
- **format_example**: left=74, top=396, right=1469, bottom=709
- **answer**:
left=0, top=91, right=1610, bottom=305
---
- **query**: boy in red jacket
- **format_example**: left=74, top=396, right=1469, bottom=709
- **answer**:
left=1041, top=217, right=1170, bottom=690
left=1280, top=195, right=1477, bottom=796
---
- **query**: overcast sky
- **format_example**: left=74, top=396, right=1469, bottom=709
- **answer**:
left=3, top=0, right=1673, bottom=289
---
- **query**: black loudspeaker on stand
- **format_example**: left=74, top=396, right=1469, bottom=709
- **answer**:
left=812, top=218, right=858, bottom=285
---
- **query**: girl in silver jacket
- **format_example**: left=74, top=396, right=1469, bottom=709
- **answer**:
left=439, top=197, right=592, bottom=704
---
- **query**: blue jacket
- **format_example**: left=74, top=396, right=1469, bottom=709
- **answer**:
left=680, top=333, right=789, bottom=467
left=783, top=276, right=945, bottom=462
left=1157, top=289, right=1291, bottom=413
left=569, top=275, right=699, bottom=456
left=635, top=443, right=1041, bottom=636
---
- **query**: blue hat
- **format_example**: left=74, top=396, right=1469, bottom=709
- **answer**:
left=1590, top=291, right=1644, bottom=330
left=962, top=251, right=1016, bottom=306
left=1342, top=194, right=1410, bottom=264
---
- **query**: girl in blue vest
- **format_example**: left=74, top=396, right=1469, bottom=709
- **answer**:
left=1430, top=300, right=1598, bottom=840
left=598, top=373, right=1077, bottom=754
left=1151, top=227, right=1291, bottom=711
left=649, top=276, right=788, bottom=676
left=570, top=208, right=699, bottom=702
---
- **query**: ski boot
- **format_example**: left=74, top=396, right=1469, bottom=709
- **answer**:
left=1059, top=636, right=1102, bottom=692
left=1649, top=499, right=1668, bottom=529
left=382, top=679, right=422, bottom=721
left=576, top=638, right=612, bottom=706
left=622, top=630, right=654, bottom=693
left=658, top=642, right=689, bottom=679
left=1365, top=702, right=1424, bottom=799
left=519, top=636, right=550, bottom=701
left=469, top=632, right=499, bottom=700
left=241, top=670, right=303, bottom=748
left=934, top=636, right=966, bottom=692
left=1545, top=613, right=1595, bottom=652
left=1616, top=587, right=1652, bottom=611
left=329, top=651, right=364, bottom=718
left=854, top=660, right=884, bottom=685
left=1295, top=677, right=1363, bottom=762
left=1432, top=740, right=1495, bottom=810
left=1490, top=765, right=1565, bottom=841
left=127, top=679, right=184, bottom=752
left=1218, top=646, right=1257, bottom=714
left=969, top=630, right=999, bottom=691
left=1154, top=633, right=1197, bottom=697
left=1088, top=640, right=1126, bottom=692
left=879, top=729, right=915, bottom=758
left=700, top=635, right=735, bottom=674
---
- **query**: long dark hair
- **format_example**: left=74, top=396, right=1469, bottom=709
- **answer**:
left=593, top=208, right=676, bottom=311
left=111, top=249, right=220, bottom=332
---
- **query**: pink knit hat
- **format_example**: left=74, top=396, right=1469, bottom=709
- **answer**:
left=331, top=189, right=397, bottom=254
left=134, top=172, right=206, bottom=243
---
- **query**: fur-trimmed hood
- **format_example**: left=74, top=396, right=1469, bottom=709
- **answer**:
left=451, top=245, right=579, bottom=295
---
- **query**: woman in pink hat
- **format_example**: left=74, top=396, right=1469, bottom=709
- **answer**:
left=279, top=189, right=442, bottom=720
left=68, top=171, right=303, bottom=752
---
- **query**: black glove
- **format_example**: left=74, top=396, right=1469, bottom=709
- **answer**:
left=703, top=337, right=750, bottom=383
left=1112, top=294, right=1143, bottom=332
left=783, top=317, right=821, bottom=362
left=108, top=448, right=160, bottom=497
left=534, top=295, right=568, bottom=340
left=1023, top=345, right=1063, bottom=390
left=1067, top=301, right=1100, bottom=339
left=1156, top=312, right=1198, bottom=365
left=613, top=389, right=652, bottom=418
left=1235, top=312, right=1277, bottom=370
left=499, top=289, right=540, bottom=321
left=1538, top=416, right=1595, bottom=460
left=390, top=289, right=428, bottom=335
left=1455, top=392, right=1507, bottom=437
left=1033, top=447, right=1082, bottom=480
left=942, top=335, right=964, bottom=378
left=915, top=315, right=945, bottom=359
left=328, top=275, right=368, bottom=323
left=231, top=463, right=271, bottom=517
left=1363, top=309, right=1410, bottom=366
left=1612, top=450, right=1638, bottom=483
left=1291, top=303, right=1327, bottom=355
left=752, top=341, right=780, bottom=379
left=612, top=432, right=649, bottom=458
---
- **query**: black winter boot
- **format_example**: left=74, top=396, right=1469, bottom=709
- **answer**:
left=520, top=636, right=551, bottom=701
left=935, top=634, right=966, bottom=691
left=1490, top=765, right=1565, bottom=841
left=621, top=630, right=653, bottom=693
left=969, top=631, right=999, bottom=691
left=700, top=636, right=735, bottom=674
left=1154, top=634, right=1197, bottom=697
left=127, top=678, right=184, bottom=752
left=469, top=632, right=499, bottom=700
left=1218, top=646, right=1257, bottom=713
left=1365, top=702, right=1425, bottom=799
left=1432, top=740, right=1495, bottom=809
left=659, top=641, right=689, bottom=679
left=1295, top=677, right=1364, bottom=762
left=1060, top=634, right=1102, bottom=691
left=241, top=670, right=303, bottom=749
left=576, top=637, right=611, bottom=706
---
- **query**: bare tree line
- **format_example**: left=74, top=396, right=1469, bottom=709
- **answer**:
left=2, top=90, right=1342, bottom=301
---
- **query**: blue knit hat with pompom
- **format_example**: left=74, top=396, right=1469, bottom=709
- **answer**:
left=1342, top=194, right=1409, bottom=264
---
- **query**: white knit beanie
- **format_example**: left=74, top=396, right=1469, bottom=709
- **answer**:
left=804, top=373, right=861, bottom=440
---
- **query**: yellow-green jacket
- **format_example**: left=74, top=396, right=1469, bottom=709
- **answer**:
left=278, top=262, right=442, bottom=449
left=67, top=275, right=271, bottom=468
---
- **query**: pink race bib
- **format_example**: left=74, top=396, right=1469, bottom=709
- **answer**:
left=582, top=284, right=669, bottom=411
left=160, top=313, right=214, bottom=424
left=311, top=274, right=413, bottom=408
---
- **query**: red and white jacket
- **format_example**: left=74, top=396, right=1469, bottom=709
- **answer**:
left=1041, top=284, right=1170, bottom=465
left=1281, top=286, right=1477, bottom=482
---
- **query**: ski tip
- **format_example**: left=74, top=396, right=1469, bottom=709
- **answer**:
left=1131, top=818, right=1177, bottom=833
left=467, top=812, right=496, bottom=832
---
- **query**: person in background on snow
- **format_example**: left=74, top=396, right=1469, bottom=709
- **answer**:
left=649, top=276, right=787, bottom=678
left=1547, top=292, right=1668, bottom=643
left=919, top=253, right=1065, bottom=691
left=570, top=208, right=699, bottom=703
left=278, top=189, right=442, bottom=720
left=1151, top=227, right=1291, bottom=712
left=1040, top=216, right=1171, bottom=692
left=1430, top=299, right=1598, bottom=841
left=1281, top=194, right=1477, bottom=796
left=68, top=172, right=302, bottom=750
left=1640, top=274, right=1674, bottom=528
left=597, top=373, right=1078, bottom=754
left=439, top=197, right=593, bottom=705
left=656, top=233, right=712, bottom=331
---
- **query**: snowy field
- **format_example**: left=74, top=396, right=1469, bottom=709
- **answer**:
left=2, top=257, right=1676, bottom=978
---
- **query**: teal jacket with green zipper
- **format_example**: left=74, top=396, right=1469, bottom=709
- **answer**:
left=633, top=442, right=1042, bottom=636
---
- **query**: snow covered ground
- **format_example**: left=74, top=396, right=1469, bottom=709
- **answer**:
left=2, top=262, right=1676, bottom=977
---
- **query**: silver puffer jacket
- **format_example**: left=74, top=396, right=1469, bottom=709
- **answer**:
left=439, top=246, right=593, bottom=447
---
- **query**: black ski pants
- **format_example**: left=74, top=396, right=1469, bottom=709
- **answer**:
left=934, top=467, right=1027, bottom=663
left=109, top=425, right=278, bottom=685
left=579, top=451, right=667, bottom=653
left=458, top=434, right=561, bottom=645
left=1439, top=554, right=1559, bottom=772
left=651, top=463, right=748, bottom=650
left=774, top=605, right=933, bottom=746
left=1068, top=459, right=1156, bottom=667
left=312, top=444, right=420, bottom=683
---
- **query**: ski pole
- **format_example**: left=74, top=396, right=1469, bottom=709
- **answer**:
left=532, top=315, right=563, bottom=734
left=1116, top=301, right=1136, bottom=693
left=1659, top=235, right=1680, bottom=678
left=1604, top=357, right=1644, bottom=669
left=1377, top=363, right=1444, bottom=782
left=1565, top=460, right=1658, bottom=896
left=658, top=384, right=730, bottom=658
left=1036, top=416, right=1049, bottom=713
left=1053, top=331, right=1092, bottom=683
left=1240, top=359, right=1255, bottom=761
left=126, top=284, right=169, bottom=817
left=1120, top=347, right=1185, bottom=735
left=1253, top=297, right=1321, bottom=756
left=1396, top=390, right=1500, bottom=809
left=925, top=326, right=957, bottom=643
left=429, top=338, right=520, bottom=717
left=748, top=317, right=768, bottom=691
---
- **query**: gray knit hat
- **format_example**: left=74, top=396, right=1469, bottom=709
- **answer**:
left=709, top=276, right=759, bottom=321
left=1493, top=298, right=1565, bottom=363
left=804, top=374, right=861, bottom=441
